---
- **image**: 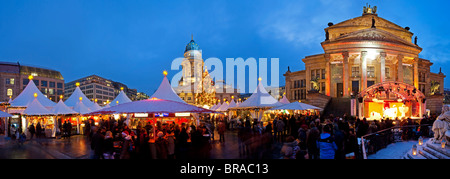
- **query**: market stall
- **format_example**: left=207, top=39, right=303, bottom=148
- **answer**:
left=229, top=78, right=282, bottom=124
left=22, top=93, right=56, bottom=138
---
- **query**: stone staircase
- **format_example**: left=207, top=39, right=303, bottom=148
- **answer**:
left=404, top=139, right=450, bottom=159
left=323, top=97, right=351, bottom=117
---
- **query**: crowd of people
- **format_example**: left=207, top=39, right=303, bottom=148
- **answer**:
left=77, top=113, right=437, bottom=159
left=86, top=117, right=216, bottom=159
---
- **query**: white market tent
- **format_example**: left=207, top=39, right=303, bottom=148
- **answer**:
left=231, top=79, right=282, bottom=109
left=65, top=84, right=95, bottom=108
left=90, top=102, right=103, bottom=112
left=210, top=104, right=218, bottom=110
left=216, top=102, right=229, bottom=112
left=22, top=97, right=54, bottom=116
left=10, top=79, right=56, bottom=107
left=150, top=72, right=187, bottom=104
left=279, top=95, right=290, bottom=104
left=110, top=90, right=132, bottom=107
left=90, top=98, right=217, bottom=115
left=270, top=101, right=323, bottom=111
left=0, top=110, right=12, bottom=117
left=73, top=99, right=92, bottom=115
left=228, top=100, right=237, bottom=108
left=51, top=100, right=77, bottom=115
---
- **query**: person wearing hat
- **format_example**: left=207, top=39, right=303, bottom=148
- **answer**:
left=155, top=131, right=168, bottom=159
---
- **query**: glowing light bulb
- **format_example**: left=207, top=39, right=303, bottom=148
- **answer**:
left=163, top=70, right=168, bottom=76
left=76, top=82, right=80, bottom=87
left=79, top=97, right=82, bottom=101
left=33, top=93, right=37, bottom=98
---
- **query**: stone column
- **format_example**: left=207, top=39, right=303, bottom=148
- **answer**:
left=361, top=51, right=367, bottom=91
left=397, top=55, right=404, bottom=83
left=342, top=51, right=350, bottom=97
left=380, top=52, right=386, bottom=83
left=414, top=57, right=419, bottom=89
left=325, top=54, right=331, bottom=96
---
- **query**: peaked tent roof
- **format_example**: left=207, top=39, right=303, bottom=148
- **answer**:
left=22, top=98, right=54, bottom=115
left=228, top=100, right=237, bottom=108
left=0, top=110, right=12, bottom=117
left=10, top=80, right=56, bottom=107
left=51, top=100, right=77, bottom=115
left=151, top=74, right=186, bottom=104
left=89, top=98, right=218, bottom=115
left=110, top=90, right=132, bottom=107
left=216, top=102, right=229, bottom=112
left=231, top=80, right=282, bottom=109
left=65, top=86, right=95, bottom=108
left=279, top=95, right=290, bottom=104
left=90, top=102, right=103, bottom=112
left=270, top=102, right=323, bottom=111
left=73, top=100, right=92, bottom=115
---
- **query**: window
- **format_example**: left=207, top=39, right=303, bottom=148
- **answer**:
left=41, top=80, right=47, bottom=87
left=385, top=67, right=390, bottom=79
left=367, top=66, right=375, bottom=78
left=6, top=78, right=14, bottom=85
left=352, top=81, right=359, bottom=94
left=321, top=69, right=326, bottom=79
left=41, top=88, right=47, bottom=94
left=49, top=82, right=55, bottom=88
left=23, top=78, right=29, bottom=85
left=311, top=70, right=315, bottom=80
left=49, top=89, right=54, bottom=95
left=33, top=80, right=39, bottom=86
left=321, top=82, right=325, bottom=94
left=367, top=81, right=375, bottom=87
left=57, top=90, right=63, bottom=95
left=316, top=70, right=320, bottom=80
left=7, top=89, right=12, bottom=96
left=351, top=66, right=359, bottom=77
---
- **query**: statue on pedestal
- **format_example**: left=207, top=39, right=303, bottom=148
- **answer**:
left=433, top=111, right=450, bottom=144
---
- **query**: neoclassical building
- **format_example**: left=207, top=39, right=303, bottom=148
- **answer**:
left=284, top=5, right=445, bottom=118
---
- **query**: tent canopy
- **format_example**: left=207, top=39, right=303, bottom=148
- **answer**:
left=73, top=100, right=92, bottom=115
left=51, top=100, right=77, bottom=115
left=150, top=74, right=186, bottom=104
left=65, top=86, right=95, bottom=108
left=279, top=95, right=290, bottom=104
left=231, top=80, right=282, bottom=109
left=22, top=98, right=54, bottom=116
left=110, top=90, right=132, bottom=107
left=0, top=110, right=12, bottom=117
left=270, top=101, right=323, bottom=111
left=10, top=80, right=56, bottom=107
left=90, top=97, right=218, bottom=115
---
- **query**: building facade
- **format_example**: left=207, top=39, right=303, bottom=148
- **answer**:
left=1, top=62, right=64, bottom=103
left=284, top=5, right=445, bottom=118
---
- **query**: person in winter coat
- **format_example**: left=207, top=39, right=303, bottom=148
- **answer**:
left=306, top=122, right=320, bottom=159
left=28, top=123, right=36, bottom=140
left=155, top=131, right=168, bottom=159
left=317, top=124, right=337, bottom=159
left=103, top=131, right=114, bottom=159
left=91, top=128, right=105, bottom=159
left=166, top=130, right=176, bottom=159
left=280, top=136, right=299, bottom=159
left=276, top=118, right=285, bottom=142
left=218, top=120, right=226, bottom=143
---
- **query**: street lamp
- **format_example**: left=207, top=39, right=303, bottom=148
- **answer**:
left=412, top=144, right=417, bottom=156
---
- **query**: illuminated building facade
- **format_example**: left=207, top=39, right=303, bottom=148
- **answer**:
left=284, top=5, right=445, bottom=118
left=0, top=61, right=64, bottom=103
left=175, top=36, right=240, bottom=106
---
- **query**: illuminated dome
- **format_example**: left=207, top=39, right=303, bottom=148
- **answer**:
left=184, top=35, right=200, bottom=52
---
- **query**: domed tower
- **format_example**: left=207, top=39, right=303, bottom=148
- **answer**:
left=181, top=35, right=204, bottom=88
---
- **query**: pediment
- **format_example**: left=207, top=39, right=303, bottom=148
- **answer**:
left=331, top=28, right=416, bottom=47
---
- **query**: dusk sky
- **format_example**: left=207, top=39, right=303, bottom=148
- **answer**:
left=1, top=0, right=449, bottom=95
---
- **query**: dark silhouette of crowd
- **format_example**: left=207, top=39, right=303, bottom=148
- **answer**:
left=88, top=116, right=215, bottom=159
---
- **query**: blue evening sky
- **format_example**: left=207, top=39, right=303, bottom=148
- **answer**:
left=0, top=0, right=449, bottom=95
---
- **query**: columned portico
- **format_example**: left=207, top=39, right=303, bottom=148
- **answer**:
left=380, top=52, right=386, bottom=83
left=361, top=51, right=367, bottom=91
left=342, top=51, right=349, bottom=97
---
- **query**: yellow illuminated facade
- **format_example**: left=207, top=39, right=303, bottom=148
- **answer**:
left=284, top=5, right=445, bottom=118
